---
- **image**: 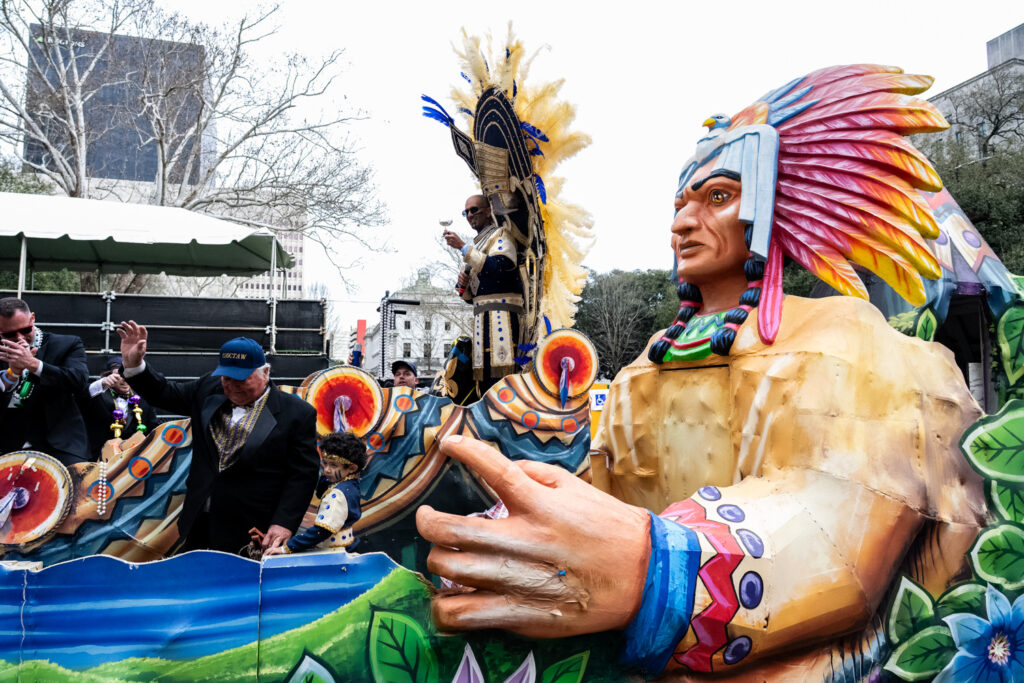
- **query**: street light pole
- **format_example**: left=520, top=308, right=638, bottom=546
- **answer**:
left=377, top=292, right=420, bottom=380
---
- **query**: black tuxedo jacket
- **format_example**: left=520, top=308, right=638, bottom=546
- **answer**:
left=0, top=332, right=89, bottom=465
left=130, top=364, right=319, bottom=553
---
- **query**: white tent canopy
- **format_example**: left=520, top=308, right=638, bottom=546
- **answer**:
left=0, top=192, right=294, bottom=288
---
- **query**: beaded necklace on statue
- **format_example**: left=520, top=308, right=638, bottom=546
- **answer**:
left=660, top=311, right=729, bottom=362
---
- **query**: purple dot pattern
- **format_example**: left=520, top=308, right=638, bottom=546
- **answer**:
left=697, top=486, right=721, bottom=501
left=739, top=571, right=763, bottom=609
left=717, top=504, right=745, bottom=523
left=723, top=636, right=752, bottom=665
left=737, top=528, right=764, bottom=558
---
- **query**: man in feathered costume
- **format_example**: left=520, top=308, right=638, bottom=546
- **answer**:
left=418, top=64, right=987, bottom=680
left=423, top=28, right=593, bottom=391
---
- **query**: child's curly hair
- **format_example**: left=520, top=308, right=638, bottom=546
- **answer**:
left=318, top=431, right=368, bottom=472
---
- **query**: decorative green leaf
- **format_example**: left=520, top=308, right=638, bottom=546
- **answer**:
left=285, top=652, right=336, bottom=683
left=997, top=304, right=1024, bottom=385
left=936, top=582, right=987, bottom=619
left=990, top=480, right=1024, bottom=523
left=882, top=625, right=955, bottom=681
left=959, top=399, right=1024, bottom=483
left=888, top=310, right=917, bottom=336
left=1011, top=273, right=1024, bottom=297
left=970, top=523, right=1024, bottom=590
left=915, top=309, right=937, bottom=342
left=541, top=651, right=590, bottom=683
left=368, top=609, right=438, bottom=683
left=887, top=577, right=935, bottom=646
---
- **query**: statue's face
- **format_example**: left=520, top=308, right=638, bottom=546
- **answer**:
left=671, top=165, right=749, bottom=288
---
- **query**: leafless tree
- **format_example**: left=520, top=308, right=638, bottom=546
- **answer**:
left=936, top=64, right=1024, bottom=161
left=0, top=1, right=384, bottom=292
left=575, top=270, right=669, bottom=378
left=0, top=0, right=150, bottom=196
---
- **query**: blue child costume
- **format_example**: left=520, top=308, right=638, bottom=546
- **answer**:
left=283, top=476, right=362, bottom=553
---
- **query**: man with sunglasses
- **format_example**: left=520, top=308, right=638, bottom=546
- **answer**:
left=443, top=194, right=524, bottom=389
left=0, top=297, right=89, bottom=465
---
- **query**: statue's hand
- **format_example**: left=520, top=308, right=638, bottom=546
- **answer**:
left=416, top=435, right=651, bottom=639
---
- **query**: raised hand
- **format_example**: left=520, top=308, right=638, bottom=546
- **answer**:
left=443, top=230, right=466, bottom=250
left=116, top=321, right=148, bottom=369
left=416, top=435, right=651, bottom=639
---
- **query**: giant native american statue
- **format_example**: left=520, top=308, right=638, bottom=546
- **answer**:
left=416, top=64, right=991, bottom=680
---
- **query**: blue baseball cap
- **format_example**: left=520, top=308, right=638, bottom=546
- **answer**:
left=211, top=337, right=266, bottom=380
left=391, top=360, right=418, bottom=376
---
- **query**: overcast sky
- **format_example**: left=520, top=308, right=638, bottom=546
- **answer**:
left=166, top=0, right=1022, bottom=337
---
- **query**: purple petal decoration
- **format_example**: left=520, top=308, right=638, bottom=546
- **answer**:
left=502, top=651, right=536, bottom=683
left=450, top=644, right=484, bottom=683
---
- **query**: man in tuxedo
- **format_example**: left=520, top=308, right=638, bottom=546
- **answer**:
left=118, top=322, right=319, bottom=554
left=0, top=298, right=89, bottom=465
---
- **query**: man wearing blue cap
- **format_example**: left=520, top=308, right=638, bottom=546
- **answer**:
left=118, top=321, right=319, bottom=554
left=391, top=359, right=418, bottom=389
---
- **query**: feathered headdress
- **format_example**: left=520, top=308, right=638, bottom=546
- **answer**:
left=673, top=64, right=947, bottom=349
left=421, top=25, right=594, bottom=347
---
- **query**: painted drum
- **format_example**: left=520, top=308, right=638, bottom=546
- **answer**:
left=0, top=451, right=72, bottom=549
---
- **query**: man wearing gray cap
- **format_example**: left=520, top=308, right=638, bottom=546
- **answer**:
left=118, top=322, right=319, bottom=554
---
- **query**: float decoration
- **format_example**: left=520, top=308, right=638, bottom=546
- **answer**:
left=305, top=365, right=384, bottom=437
left=0, top=452, right=72, bottom=549
left=0, top=551, right=625, bottom=681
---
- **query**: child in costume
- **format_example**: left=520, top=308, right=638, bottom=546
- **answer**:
left=267, top=431, right=365, bottom=555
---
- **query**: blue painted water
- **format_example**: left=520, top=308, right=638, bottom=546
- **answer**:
left=0, top=549, right=399, bottom=670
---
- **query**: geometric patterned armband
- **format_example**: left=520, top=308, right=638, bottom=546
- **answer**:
left=661, top=486, right=765, bottom=672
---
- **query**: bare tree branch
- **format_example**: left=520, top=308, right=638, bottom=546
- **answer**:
left=0, top=0, right=385, bottom=293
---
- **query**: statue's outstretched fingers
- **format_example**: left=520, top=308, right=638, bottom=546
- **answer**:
left=514, top=458, right=576, bottom=489
left=416, top=504, right=518, bottom=552
left=440, top=436, right=535, bottom=503
left=432, top=590, right=580, bottom=639
left=427, top=546, right=579, bottom=601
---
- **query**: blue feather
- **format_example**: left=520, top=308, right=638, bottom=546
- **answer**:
left=420, top=95, right=453, bottom=122
left=534, top=174, right=547, bottom=204
left=512, top=80, right=517, bottom=98
left=483, top=57, right=489, bottom=73
left=771, top=85, right=812, bottom=111
left=544, top=316, right=552, bottom=335
left=759, top=75, right=805, bottom=104
left=520, top=121, right=549, bottom=142
left=461, top=72, right=472, bottom=84
left=505, top=48, right=511, bottom=58
left=422, top=108, right=451, bottom=127
left=768, top=98, right=818, bottom=127
left=529, top=147, right=544, bottom=157
left=517, top=343, right=537, bottom=352
left=514, top=356, right=532, bottom=365
left=559, top=369, right=569, bottom=408
left=458, top=107, right=473, bottom=117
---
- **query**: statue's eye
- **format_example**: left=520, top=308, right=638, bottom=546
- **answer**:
left=709, top=189, right=729, bottom=205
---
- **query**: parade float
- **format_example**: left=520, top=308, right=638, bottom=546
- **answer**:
left=0, top=33, right=1022, bottom=683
